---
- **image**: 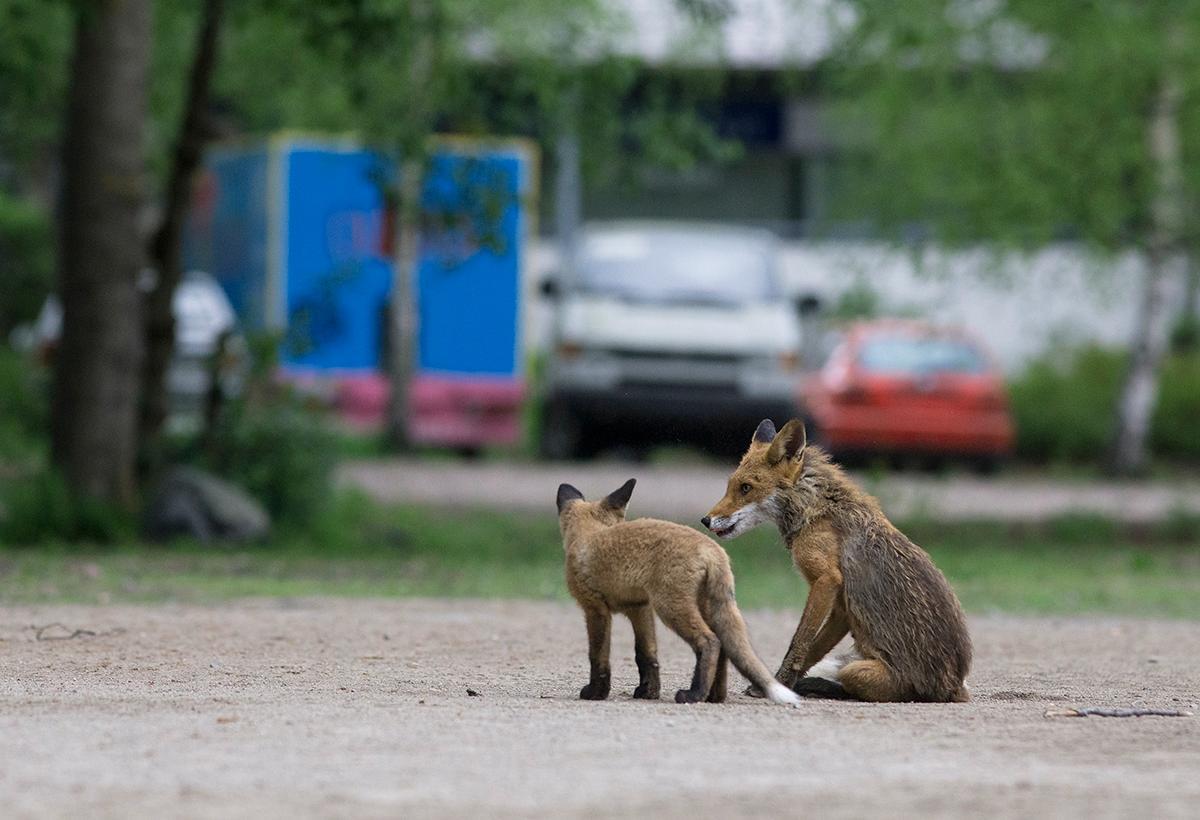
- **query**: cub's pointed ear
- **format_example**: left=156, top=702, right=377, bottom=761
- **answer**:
left=752, top=418, right=777, bottom=445
left=556, top=483, right=584, bottom=513
left=602, top=478, right=636, bottom=511
left=766, top=419, right=807, bottom=465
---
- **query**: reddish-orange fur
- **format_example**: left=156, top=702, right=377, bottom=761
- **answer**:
left=705, top=419, right=972, bottom=703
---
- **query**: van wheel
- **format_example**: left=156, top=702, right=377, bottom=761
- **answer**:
left=540, top=402, right=587, bottom=461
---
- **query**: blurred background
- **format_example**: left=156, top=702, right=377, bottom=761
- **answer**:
left=0, top=0, right=1198, bottom=612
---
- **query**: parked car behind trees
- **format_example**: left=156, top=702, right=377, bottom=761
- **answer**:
left=29, top=270, right=242, bottom=431
left=801, top=319, right=1014, bottom=471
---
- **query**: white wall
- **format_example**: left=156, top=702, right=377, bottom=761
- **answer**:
left=525, top=239, right=1181, bottom=373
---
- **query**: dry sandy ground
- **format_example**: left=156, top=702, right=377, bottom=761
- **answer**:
left=2, top=599, right=1197, bottom=819
left=342, top=458, right=1200, bottom=523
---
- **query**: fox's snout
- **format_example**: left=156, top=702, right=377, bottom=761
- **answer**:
left=700, top=515, right=712, bottom=529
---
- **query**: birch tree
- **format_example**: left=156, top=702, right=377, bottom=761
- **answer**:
left=832, top=0, right=1200, bottom=473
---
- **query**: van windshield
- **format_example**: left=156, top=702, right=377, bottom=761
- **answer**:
left=577, top=230, right=779, bottom=305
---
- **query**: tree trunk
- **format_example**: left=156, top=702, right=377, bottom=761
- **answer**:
left=141, top=0, right=225, bottom=466
left=1111, top=74, right=1184, bottom=475
left=385, top=158, right=423, bottom=448
left=51, top=0, right=153, bottom=508
left=383, top=0, right=436, bottom=450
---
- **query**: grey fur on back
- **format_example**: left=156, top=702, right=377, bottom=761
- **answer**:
left=771, top=447, right=972, bottom=701
left=839, top=523, right=972, bottom=701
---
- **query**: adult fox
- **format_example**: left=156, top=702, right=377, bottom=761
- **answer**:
left=702, top=419, right=972, bottom=703
left=556, top=478, right=801, bottom=707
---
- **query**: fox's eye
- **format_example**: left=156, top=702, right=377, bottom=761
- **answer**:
left=740, top=483, right=752, bottom=495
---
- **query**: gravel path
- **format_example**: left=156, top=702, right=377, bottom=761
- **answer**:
left=2, top=599, right=1197, bottom=818
left=341, top=458, right=1200, bottom=523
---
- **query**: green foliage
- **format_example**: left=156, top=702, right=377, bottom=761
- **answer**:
left=829, top=1, right=1200, bottom=248
left=171, top=334, right=340, bottom=529
left=0, top=351, right=131, bottom=545
left=0, top=346, right=48, bottom=461
left=828, top=280, right=881, bottom=320
left=200, top=393, right=339, bottom=529
left=1151, top=350, right=1200, bottom=459
left=1008, top=343, right=1200, bottom=463
left=0, top=469, right=135, bottom=545
left=1007, top=345, right=1125, bottom=462
left=1, top=504, right=1198, bottom=618
left=0, top=192, right=54, bottom=336
left=0, top=0, right=72, bottom=174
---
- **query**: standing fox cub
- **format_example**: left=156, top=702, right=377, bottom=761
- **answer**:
left=703, top=419, right=972, bottom=703
left=556, top=479, right=801, bottom=707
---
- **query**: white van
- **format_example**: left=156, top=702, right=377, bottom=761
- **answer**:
left=540, top=221, right=807, bottom=459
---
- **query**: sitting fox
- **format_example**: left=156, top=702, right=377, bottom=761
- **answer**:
left=702, top=419, right=972, bottom=703
left=556, top=478, right=801, bottom=707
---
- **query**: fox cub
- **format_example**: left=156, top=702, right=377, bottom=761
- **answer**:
left=556, top=478, right=801, bottom=707
left=704, top=419, right=972, bottom=703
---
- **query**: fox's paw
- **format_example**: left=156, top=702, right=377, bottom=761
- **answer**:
left=742, top=684, right=766, bottom=699
left=674, top=689, right=704, bottom=704
left=579, top=680, right=610, bottom=701
left=632, top=680, right=660, bottom=700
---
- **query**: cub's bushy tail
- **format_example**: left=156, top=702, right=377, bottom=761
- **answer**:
left=704, top=566, right=801, bottom=707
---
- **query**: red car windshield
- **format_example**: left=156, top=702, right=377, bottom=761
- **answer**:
left=858, top=337, right=987, bottom=375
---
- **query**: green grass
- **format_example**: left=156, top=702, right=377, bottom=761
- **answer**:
left=1, top=494, right=1198, bottom=617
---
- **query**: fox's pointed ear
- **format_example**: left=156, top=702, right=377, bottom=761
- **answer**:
left=557, top=483, right=584, bottom=513
left=752, top=418, right=777, bottom=445
left=766, top=419, right=806, bottom=465
left=602, top=478, right=636, bottom=511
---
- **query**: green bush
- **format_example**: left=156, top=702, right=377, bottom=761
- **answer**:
left=0, top=468, right=134, bottom=545
left=0, top=345, right=49, bottom=460
left=0, top=192, right=54, bottom=337
left=200, top=394, right=339, bottom=529
left=1008, top=344, right=1200, bottom=464
left=1152, top=352, right=1200, bottom=460
left=1007, top=345, right=1125, bottom=462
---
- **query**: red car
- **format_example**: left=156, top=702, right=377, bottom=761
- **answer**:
left=801, top=320, right=1014, bottom=469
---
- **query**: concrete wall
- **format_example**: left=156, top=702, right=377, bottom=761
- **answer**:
left=525, top=239, right=1182, bottom=373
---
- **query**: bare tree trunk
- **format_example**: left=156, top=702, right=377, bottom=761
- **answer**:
left=1111, top=74, right=1184, bottom=475
left=51, top=0, right=152, bottom=508
left=385, top=158, right=423, bottom=448
left=383, top=0, right=436, bottom=450
left=141, top=0, right=225, bottom=465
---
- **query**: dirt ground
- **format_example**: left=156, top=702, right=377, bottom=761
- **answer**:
left=2, top=599, right=1198, bottom=819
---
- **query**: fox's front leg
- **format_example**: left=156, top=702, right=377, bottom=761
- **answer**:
left=789, top=603, right=848, bottom=680
left=579, top=606, right=612, bottom=700
left=776, top=577, right=842, bottom=687
left=745, top=576, right=841, bottom=697
left=627, top=604, right=660, bottom=699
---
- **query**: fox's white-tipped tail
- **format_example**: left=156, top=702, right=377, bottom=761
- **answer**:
left=766, top=681, right=803, bottom=708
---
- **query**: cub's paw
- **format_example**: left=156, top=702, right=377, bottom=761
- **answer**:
left=579, top=681, right=610, bottom=701
left=674, top=689, right=703, bottom=704
left=632, top=680, right=660, bottom=700
left=743, top=684, right=766, bottom=699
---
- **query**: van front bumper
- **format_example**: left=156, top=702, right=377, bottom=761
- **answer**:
left=548, top=383, right=799, bottom=443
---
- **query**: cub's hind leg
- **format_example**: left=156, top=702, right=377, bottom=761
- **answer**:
left=706, top=649, right=728, bottom=703
left=627, top=604, right=660, bottom=700
left=656, top=605, right=720, bottom=704
left=579, top=605, right=612, bottom=700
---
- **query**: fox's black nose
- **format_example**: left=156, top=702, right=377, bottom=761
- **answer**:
left=701, top=516, right=712, bottom=529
